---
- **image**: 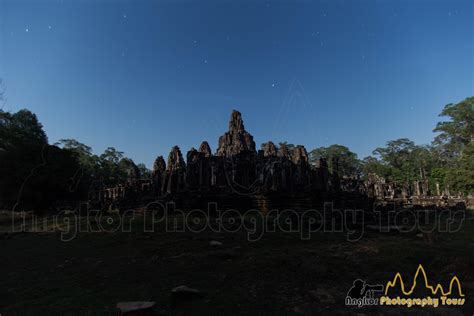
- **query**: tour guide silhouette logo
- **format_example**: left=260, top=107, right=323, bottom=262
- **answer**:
left=346, top=264, right=465, bottom=308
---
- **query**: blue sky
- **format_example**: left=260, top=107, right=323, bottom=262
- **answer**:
left=1, top=0, right=472, bottom=167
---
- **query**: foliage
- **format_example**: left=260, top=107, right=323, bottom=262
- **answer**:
left=308, top=97, right=473, bottom=195
left=444, top=143, right=474, bottom=195
left=0, top=108, right=147, bottom=211
left=372, top=138, right=416, bottom=170
left=0, top=110, right=78, bottom=212
left=432, top=97, right=474, bottom=194
left=433, top=96, right=474, bottom=159
left=309, top=145, right=360, bottom=177
left=0, top=144, right=81, bottom=212
left=361, top=156, right=391, bottom=180
left=0, top=109, right=48, bottom=149
left=137, top=163, right=151, bottom=179
left=100, top=147, right=124, bottom=164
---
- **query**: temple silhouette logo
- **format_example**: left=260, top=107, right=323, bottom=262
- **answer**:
left=385, top=264, right=464, bottom=297
left=380, top=264, right=465, bottom=308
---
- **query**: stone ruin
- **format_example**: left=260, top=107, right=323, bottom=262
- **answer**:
left=94, top=110, right=467, bottom=211
left=150, top=110, right=330, bottom=198
left=95, top=110, right=354, bottom=211
left=363, top=173, right=466, bottom=208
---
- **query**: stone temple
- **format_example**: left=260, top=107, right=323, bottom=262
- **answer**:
left=94, top=110, right=466, bottom=211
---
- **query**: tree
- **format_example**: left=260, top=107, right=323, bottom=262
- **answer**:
left=370, top=139, right=441, bottom=183
left=0, top=109, right=48, bottom=149
left=0, top=110, right=12, bottom=148
left=56, top=139, right=97, bottom=170
left=56, top=139, right=92, bottom=157
left=433, top=96, right=474, bottom=164
left=100, top=147, right=124, bottom=164
left=0, top=109, right=82, bottom=212
left=95, top=147, right=130, bottom=185
left=0, top=104, right=149, bottom=211
left=445, top=143, right=474, bottom=195
left=361, top=156, right=391, bottom=180
left=0, top=144, right=81, bottom=212
left=309, top=144, right=360, bottom=177
left=114, top=158, right=140, bottom=184
left=433, top=97, right=474, bottom=157
left=137, top=163, right=151, bottom=179
left=373, top=138, right=416, bottom=170
left=431, top=97, right=474, bottom=194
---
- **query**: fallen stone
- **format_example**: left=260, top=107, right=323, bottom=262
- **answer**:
left=116, top=301, right=155, bottom=316
left=171, top=285, right=202, bottom=300
left=210, top=240, right=223, bottom=247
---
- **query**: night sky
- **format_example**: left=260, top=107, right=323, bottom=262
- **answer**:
left=1, top=0, right=472, bottom=167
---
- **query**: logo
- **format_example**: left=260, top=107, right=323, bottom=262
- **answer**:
left=380, top=264, right=465, bottom=308
left=345, top=279, right=384, bottom=307
left=346, top=264, right=465, bottom=309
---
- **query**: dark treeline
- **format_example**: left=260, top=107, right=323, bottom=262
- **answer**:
left=308, top=97, right=473, bottom=195
left=0, top=105, right=151, bottom=212
left=0, top=93, right=472, bottom=212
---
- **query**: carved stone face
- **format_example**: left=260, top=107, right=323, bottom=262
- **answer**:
left=216, top=110, right=256, bottom=157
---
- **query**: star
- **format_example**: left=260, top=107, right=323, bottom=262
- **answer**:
left=203, top=59, right=208, bottom=64
left=271, top=83, right=276, bottom=88
left=25, top=28, right=29, bottom=32
left=48, top=25, right=52, bottom=30
left=123, top=14, right=127, bottom=19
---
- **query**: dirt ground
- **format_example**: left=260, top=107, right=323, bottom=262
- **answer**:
left=0, top=210, right=473, bottom=315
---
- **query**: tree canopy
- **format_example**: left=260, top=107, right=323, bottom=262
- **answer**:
left=0, top=109, right=48, bottom=150
left=0, top=108, right=148, bottom=212
left=309, top=145, right=360, bottom=177
left=433, top=96, right=474, bottom=154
